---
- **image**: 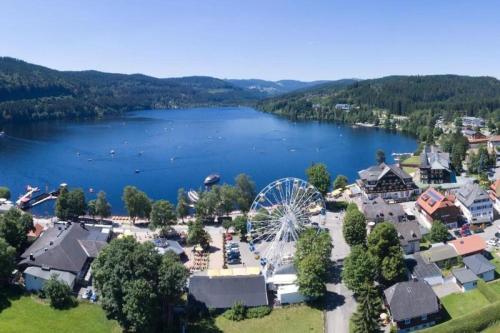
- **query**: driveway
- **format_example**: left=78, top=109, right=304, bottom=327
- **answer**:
left=432, top=277, right=461, bottom=298
left=324, top=211, right=356, bottom=333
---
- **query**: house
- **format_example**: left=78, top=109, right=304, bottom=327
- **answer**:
left=455, top=183, right=493, bottom=225
left=405, top=253, right=443, bottom=286
left=420, top=243, right=458, bottom=268
left=463, top=254, right=496, bottom=282
left=416, top=188, right=461, bottom=229
left=357, top=163, right=420, bottom=202
left=19, top=222, right=111, bottom=291
left=489, top=179, right=500, bottom=214
left=394, top=221, right=422, bottom=254
left=462, top=116, right=485, bottom=128
left=487, top=135, right=500, bottom=153
left=335, top=103, right=351, bottom=111
left=452, top=267, right=478, bottom=292
left=466, top=132, right=489, bottom=147
left=418, top=146, right=452, bottom=184
left=384, top=280, right=441, bottom=332
left=361, top=198, right=408, bottom=224
left=27, top=223, right=45, bottom=241
left=188, top=270, right=268, bottom=309
left=450, top=235, right=486, bottom=257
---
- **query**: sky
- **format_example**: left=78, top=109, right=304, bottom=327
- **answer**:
left=1, top=0, right=499, bottom=81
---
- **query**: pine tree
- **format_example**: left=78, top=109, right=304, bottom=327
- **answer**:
left=351, top=282, right=382, bottom=333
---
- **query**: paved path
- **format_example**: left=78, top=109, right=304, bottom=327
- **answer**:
left=324, top=211, right=356, bottom=333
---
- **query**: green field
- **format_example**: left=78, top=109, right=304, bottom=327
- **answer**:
left=491, top=252, right=500, bottom=276
left=0, top=289, right=120, bottom=333
left=401, top=155, right=420, bottom=165
left=482, top=321, right=500, bottom=333
left=441, top=289, right=491, bottom=318
left=189, top=305, right=323, bottom=333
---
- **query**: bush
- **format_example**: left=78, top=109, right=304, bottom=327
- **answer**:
left=43, top=275, right=74, bottom=309
left=477, top=280, right=500, bottom=303
left=246, top=306, right=272, bottom=318
left=223, top=302, right=247, bottom=321
left=422, top=301, right=500, bottom=333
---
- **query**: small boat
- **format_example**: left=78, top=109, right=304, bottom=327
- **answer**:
left=110, top=150, right=115, bottom=155
left=188, top=190, right=200, bottom=203
left=204, top=174, right=220, bottom=186
left=135, top=169, right=141, bottom=174
left=0, top=131, right=5, bottom=137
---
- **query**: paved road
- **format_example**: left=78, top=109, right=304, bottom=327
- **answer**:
left=324, top=211, right=356, bottom=333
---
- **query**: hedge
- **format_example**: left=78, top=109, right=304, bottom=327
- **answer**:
left=422, top=301, right=500, bottom=333
left=478, top=280, right=500, bottom=303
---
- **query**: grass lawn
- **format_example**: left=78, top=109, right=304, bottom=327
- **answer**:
left=441, top=289, right=491, bottom=318
left=0, top=289, right=121, bottom=333
left=488, top=280, right=500, bottom=295
left=482, top=321, right=500, bottom=332
left=189, top=305, right=323, bottom=333
left=401, top=155, right=420, bottom=165
left=490, top=252, right=500, bottom=276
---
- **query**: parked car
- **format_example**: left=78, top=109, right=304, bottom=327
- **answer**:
left=453, top=230, right=462, bottom=238
left=487, top=239, right=497, bottom=246
left=227, top=258, right=241, bottom=265
left=225, top=234, right=233, bottom=241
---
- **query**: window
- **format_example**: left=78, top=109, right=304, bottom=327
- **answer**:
left=421, top=314, right=427, bottom=321
left=405, top=319, right=411, bottom=325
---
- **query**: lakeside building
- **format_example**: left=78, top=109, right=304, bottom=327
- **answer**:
left=454, top=183, right=494, bottom=225
left=384, top=280, right=441, bottom=332
left=417, top=146, right=452, bottom=184
left=415, top=188, right=461, bottom=229
left=462, top=116, right=485, bottom=129
left=19, top=222, right=111, bottom=292
left=334, top=103, right=351, bottom=111
left=361, top=198, right=408, bottom=224
left=356, top=163, right=420, bottom=202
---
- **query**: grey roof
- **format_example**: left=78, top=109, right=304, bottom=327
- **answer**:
left=384, top=280, right=440, bottom=322
left=274, top=263, right=297, bottom=275
left=155, top=239, right=184, bottom=256
left=405, top=253, right=442, bottom=279
left=420, top=146, right=450, bottom=171
left=20, top=223, right=110, bottom=274
left=456, top=183, right=489, bottom=207
left=188, top=274, right=268, bottom=309
left=394, top=221, right=422, bottom=246
left=420, top=244, right=458, bottom=263
left=452, top=267, right=478, bottom=284
left=361, top=198, right=407, bottom=223
left=463, top=254, right=496, bottom=275
left=358, top=163, right=412, bottom=183
left=24, top=266, right=76, bottom=287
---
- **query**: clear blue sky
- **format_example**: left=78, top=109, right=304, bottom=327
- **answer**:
left=1, top=0, right=499, bottom=81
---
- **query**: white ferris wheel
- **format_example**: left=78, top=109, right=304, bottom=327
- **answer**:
left=247, top=177, right=326, bottom=277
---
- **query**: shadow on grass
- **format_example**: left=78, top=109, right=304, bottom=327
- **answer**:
left=187, top=317, right=223, bottom=333
left=0, top=285, right=24, bottom=314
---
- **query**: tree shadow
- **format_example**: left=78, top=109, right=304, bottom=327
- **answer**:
left=0, top=285, right=24, bottom=314
left=208, top=245, right=220, bottom=254
left=326, top=263, right=343, bottom=284
left=186, top=317, right=223, bottom=333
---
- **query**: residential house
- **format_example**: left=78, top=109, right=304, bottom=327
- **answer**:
left=188, top=270, right=268, bottom=309
left=405, top=253, right=443, bottom=286
left=455, top=183, right=493, bottom=225
left=420, top=243, right=458, bottom=268
left=489, top=179, right=500, bottom=214
left=462, top=116, right=485, bottom=129
left=357, top=163, right=420, bottom=202
left=361, top=198, right=408, bottom=224
left=463, top=254, right=496, bottom=282
left=394, top=221, right=422, bottom=254
left=487, top=135, right=500, bottom=154
left=452, top=267, right=478, bottom=292
left=450, top=235, right=486, bottom=257
left=416, top=188, right=461, bottom=229
left=19, top=222, right=111, bottom=291
left=466, top=132, right=489, bottom=147
left=335, top=103, right=351, bottom=112
left=384, top=280, right=441, bottom=332
left=418, top=146, right=452, bottom=184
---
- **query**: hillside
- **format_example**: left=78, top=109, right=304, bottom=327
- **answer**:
left=226, top=79, right=332, bottom=96
left=257, top=75, right=500, bottom=138
left=0, top=57, right=261, bottom=123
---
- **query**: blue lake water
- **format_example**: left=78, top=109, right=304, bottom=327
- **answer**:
left=0, top=107, right=417, bottom=215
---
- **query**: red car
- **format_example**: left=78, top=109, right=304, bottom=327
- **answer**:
left=225, top=234, right=233, bottom=241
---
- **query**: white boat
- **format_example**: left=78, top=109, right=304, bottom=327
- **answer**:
left=204, top=174, right=220, bottom=186
left=188, top=190, right=200, bottom=203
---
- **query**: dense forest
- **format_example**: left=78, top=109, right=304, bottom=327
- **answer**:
left=0, top=57, right=261, bottom=123
left=226, top=78, right=333, bottom=96
left=258, top=75, right=500, bottom=138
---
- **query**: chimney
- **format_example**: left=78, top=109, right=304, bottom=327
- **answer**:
left=49, top=241, right=54, bottom=246
left=29, top=253, right=34, bottom=261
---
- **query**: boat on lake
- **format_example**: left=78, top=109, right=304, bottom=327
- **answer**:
left=204, top=174, right=220, bottom=186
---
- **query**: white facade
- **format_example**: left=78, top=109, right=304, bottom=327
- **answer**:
left=277, top=284, right=307, bottom=304
left=456, top=198, right=493, bottom=224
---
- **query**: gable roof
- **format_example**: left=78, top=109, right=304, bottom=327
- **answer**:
left=456, top=183, right=489, bottom=207
left=449, top=235, right=486, bottom=256
left=463, top=254, right=496, bottom=275
left=393, top=221, right=422, bottom=246
left=358, top=163, right=413, bottom=183
left=188, top=274, right=268, bottom=309
left=405, top=253, right=442, bottom=279
left=452, top=267, right=478, bottom=284
left=20, top=223, right=110, bottom=274
left=417, top=188, right=457, bottom=216
left=361, top=198, right=406, bottom=223
left=420, top=146, right=450, bottom=171
left=384, top=280, right=440, bottom=321
left=420, top=243, right=458, bottom=263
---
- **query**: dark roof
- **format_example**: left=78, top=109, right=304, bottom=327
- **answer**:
left=361, top=198, right=406, bottom=223
left=420, top=244, right=458, bottom=263
left=384, top=280, right=440, bottom=322
left=154, top=239, right=184, bottom=255
left=394, top=221, right=422, bottom=246
left=358, top=163, right=412, bottom=182
left=405, top=253, right=442, bottom=279
left=463, top=254, right=496, bottom=275
left=452, top=267, right=478, bottom=284
left=20, top=223, right=110, bottom=274
left=419, top=146, right=450, bottom=171
left=188, top=274, right=268, bottom=309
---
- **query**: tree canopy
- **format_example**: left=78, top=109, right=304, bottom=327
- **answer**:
left=342, top=245, right=377, bottom=294
left=333, top=175, right=348, bottom=190
left=234, top=174, right=256, bottom=213
left=305, top=163, right=331, bottom=196
left=176, top=188, right=190, bottom=222
left=0, top=186, right=11, bottom=200
left=0, top=208, right=33, bottom=251
left=55, top=187, right=87, bottom=221
left=429, top=220, right=449, bottom=243
left=149, top=200, right=177, bottom=235
left=0, top=237, right=16, bottom=285
left=122, top=186, right=152, bottom=222
left=342, top=206, right=367, bottom=247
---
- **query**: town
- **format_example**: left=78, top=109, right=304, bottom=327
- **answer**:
left=0, top=115, right=499, bottom=333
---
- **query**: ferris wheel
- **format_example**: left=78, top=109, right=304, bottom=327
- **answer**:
left=247, top=177, right=326, bottom=276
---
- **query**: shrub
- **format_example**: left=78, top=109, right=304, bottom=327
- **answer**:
left=246, top=306, right=272, bottom=319
left=43, top=275, right=74, bottom=309
left=223, top=302, right=247, bottom=321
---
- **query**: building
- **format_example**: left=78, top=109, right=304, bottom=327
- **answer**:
left=418, top=146, right=452, bottom=184
left=188, top=270, right=268, bottom=309
left=455, top=183, right=493, bottom=225
left=489, top=179, right=500, bottom=214
left=463, top=254, right=496, bottom=282
left=357, top=163, right=420, bottom=202
left=19, top=222, right=111, bottom=291
left=416, top=188, right=461, bottom=229
left=394, top=221, right=422, bottom=254
left=487, top=135, right=500, bottom=153
left=420, top=243, right=458, bottom=268
left=27, top=223, right=45, bottom=241
left=450, top=235, right=486, bottom=257
left=361, top=198, right=408, bottom=224
left=462, top=116, right=485, bottom=128
left=452, top=267, right=478, bottom=292
left=405, top=253, right=443, bottom=286
left=384, top=280, right=441, bottom=332
left=153, top=238, right=185, bottom=257
left=466, top=132, right=489, bottom=147
left=335, top=103, right=351, bottom=111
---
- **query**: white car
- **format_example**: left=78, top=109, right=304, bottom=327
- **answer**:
left=487, top=239, right=497, bottom=246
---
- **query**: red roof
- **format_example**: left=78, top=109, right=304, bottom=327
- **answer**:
left=27, top=223, right=44, bottom=238
left=490, top=179, right=500, bottom=198
left=416, top=188, right=455, bottom=216
left=450, top=235, right=486, bottom=256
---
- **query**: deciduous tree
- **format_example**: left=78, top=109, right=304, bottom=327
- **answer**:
left=375, top=149, right=386, bottom=164
left=234, top=174, right=256, bottom=213
left=149, top=200, right=176, bottom=236
left=0, top=186, right=11, bottom=200
left=333, top=175, right=348, bottom=190
left=0, top=237, right=15, bottom=285
left=176, top=188, right=189, bottom=222
left=43, top=275, right=74, bottom=309
left=342, top=207, right=367, bottom=247
left=429, top=220, right=449, bottom=243
left=122, top=186, right=151, bottom=223
left=95, top=191, right=112, bottom=221
left=306, top=163, right=331, bottom=196
left=342, top=245, right=377, bottom=294
left=0, top=208, right=33, bottom=251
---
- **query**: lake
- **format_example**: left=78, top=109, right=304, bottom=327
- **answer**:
left=0, top=107, right=417, bottom=215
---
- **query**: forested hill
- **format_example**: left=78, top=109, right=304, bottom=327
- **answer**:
left=226, top=78, right=333, bottom=96
left=0, top=57, right=261, bottom=123
left=257, top=75, right=500, bottom=138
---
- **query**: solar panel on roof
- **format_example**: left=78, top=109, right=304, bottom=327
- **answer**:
left=428, top=190, right=444, bottom=201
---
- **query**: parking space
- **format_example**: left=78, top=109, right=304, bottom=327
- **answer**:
left=225, top=235, right=260, bottom=268
left=432, top=278, right=461, bottom=298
